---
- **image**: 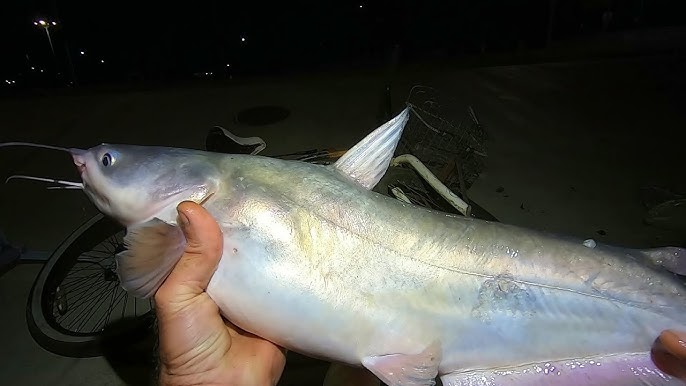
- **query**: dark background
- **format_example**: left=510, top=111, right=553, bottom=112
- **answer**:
left=2, top=0, right=685, bottom=89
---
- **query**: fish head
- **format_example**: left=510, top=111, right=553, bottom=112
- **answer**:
left=72, top=144, right=221, bottom=226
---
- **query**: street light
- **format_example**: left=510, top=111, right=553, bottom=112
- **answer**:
left=33, top=19, right=58, bottom=57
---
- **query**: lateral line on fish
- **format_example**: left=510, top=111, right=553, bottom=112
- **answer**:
left=410, top=257, right=677, bottom=311
left=298, top=202, right=671, bottom=311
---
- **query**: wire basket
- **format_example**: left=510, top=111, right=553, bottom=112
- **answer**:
left=396, top=86, right=489, bottom=197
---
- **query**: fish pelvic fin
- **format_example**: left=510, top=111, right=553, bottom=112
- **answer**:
left=361, top=340, right=441, bottom=386
left=115, top=218, right=186, bottom=299
left=333, top=107, right=410, bottom=190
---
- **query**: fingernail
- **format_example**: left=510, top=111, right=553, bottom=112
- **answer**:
left=178, top=211, right=190, bottom=230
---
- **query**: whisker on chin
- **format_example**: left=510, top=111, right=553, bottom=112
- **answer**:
left=46, top=186, right=83, bottom=190
left=0, top=142, right=81, bottom=153
left=5, top=175, right=84, bottom=188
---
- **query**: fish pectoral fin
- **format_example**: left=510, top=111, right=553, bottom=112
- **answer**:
left=115, top=218, right=186, bottom=299
left=333, top=107, right=410, bottom=190
left=361, top=341, right=441, bottom=386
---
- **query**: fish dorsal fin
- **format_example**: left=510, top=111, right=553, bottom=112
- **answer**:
left=333, top=107, right=411, bottom=190
left=116, top=218, right=186, bottom=299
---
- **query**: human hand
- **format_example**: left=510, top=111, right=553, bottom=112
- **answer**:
left=652, top=329, right=686, bottom=381
left=155, top=201, right=287, bottom=386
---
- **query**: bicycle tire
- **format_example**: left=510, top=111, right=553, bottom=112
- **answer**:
left=26, top=212, right=154, bottom=358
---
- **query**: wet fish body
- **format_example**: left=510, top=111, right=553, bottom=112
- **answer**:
left=3, top=108, right=686, bottom=385
left=203, top=154, right=686, bottom=385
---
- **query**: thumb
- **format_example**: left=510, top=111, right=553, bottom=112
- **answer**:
left=156, top=201, right=224, bottom=301
left=652, top=330, right=686, bottom=380
left=659, top=330, right=686, bottom=361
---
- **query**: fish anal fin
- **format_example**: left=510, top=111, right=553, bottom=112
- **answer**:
left=116, top=218, right=186, bottom=299
left=361, top=341, right=441, bottom=386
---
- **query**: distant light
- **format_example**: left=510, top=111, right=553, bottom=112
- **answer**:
left=359, top=4, right=363, bottom=8
left=100, top=59, right=105, bottom=63
left=80, top=51, right=85, bottom=55
left=38, top=20, right=46, bottom=26
left=226, top=63, right=230, bottom=67
left=40, top=69, right=44, bottom=73
left=241, top=37, right=246, bottom=42
left=30, top=66, right=35, bottom=70
left=51, top=21, right=57, bottom=26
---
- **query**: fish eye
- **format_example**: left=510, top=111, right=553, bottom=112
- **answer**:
left=102, top=153, right=114, bottom=167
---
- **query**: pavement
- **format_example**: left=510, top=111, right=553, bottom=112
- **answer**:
left=0, top=52, right=684, bottom=385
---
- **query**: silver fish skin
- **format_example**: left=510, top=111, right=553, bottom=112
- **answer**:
left=201, top=154, right=686, bottom=385
left=9, top=108, right=685, bottom=385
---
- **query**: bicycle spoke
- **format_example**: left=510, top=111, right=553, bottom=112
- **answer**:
left=56, top=284, right=109, bottom=325
left=87, top=284, right=120, bottom=332
left=102, top=284, right=121, bottom=324
left=61, top=275, right=106, bottom=302
left=79, top=252, right=113, bottom=260
left=58, top=279, right=112, bottom=324
left=121, top=291, right=129, bottom=320
left=61, top=276, right=111, bottom=314
left=61, top=263, right=104, bottom=275
left=75, top=283, right=116, bottom=332
left=83, top=250, right=114, bottom=260
left=103, top=289, right=128, bottom=327
left=59, top=271, right=103, bottom=292
left=67, top=281, right=116, bottom=332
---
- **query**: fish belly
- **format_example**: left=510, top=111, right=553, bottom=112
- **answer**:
left=440, top=351, right=684, bottom=385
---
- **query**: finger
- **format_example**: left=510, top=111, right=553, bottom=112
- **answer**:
left=158, top=201, right=224, bottom=298
left=659, top=330, right=686, bottom=360
left=651, top=331, right=686, bottom=380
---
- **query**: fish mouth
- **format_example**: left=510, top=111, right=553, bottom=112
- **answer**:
left=70, top=151, right=102, bottom=203
left=71, top=151, right=87, bottom=176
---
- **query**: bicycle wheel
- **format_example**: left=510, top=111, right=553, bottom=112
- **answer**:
left=26, top=212, right=154, bottom=358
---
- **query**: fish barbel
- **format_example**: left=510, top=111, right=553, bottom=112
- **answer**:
left=3, top=107, right=686, bottom=385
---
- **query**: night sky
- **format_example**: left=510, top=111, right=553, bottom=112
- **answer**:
left=2, top=0, right=685, bottom=87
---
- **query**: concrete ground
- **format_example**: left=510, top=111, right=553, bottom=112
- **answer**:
left=1, top=53, right=685, bottom=385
